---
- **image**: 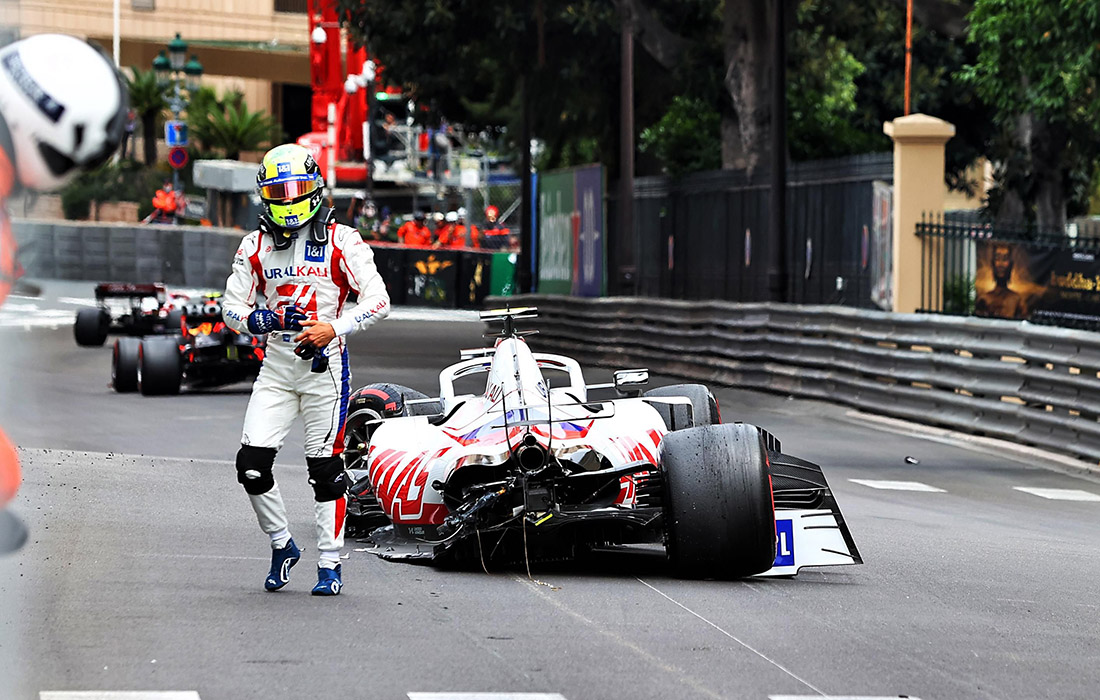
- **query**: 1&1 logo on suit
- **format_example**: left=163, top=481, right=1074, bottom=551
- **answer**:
left=305, top=242, right=326, bottom=262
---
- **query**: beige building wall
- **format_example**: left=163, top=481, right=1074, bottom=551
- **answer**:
left=202, top=74, right=272, bottom=116
left=4, top=0, right=313, bottom=116
left=13, top=0, right=304, bottom=46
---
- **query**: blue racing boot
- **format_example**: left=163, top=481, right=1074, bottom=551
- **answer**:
left=264, top=538, right=301, bottom=591
left=311, top=564, right=342, bottom=596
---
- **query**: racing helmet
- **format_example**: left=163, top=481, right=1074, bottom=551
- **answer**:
left=256, top=143, right=324, bottom=233
left=0, top=34, right=128, bottom=192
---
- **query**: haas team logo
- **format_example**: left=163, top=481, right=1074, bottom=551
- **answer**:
left=275, top=283, right=318, bottom=316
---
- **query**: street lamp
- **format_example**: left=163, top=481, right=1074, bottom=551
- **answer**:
left=152, top=50, right=170, bottom=83
left=168, top=33, right=187, bottom=71
left=183, top=54, right=204, bottom=93
left=151, top=33, right=202, bottom=219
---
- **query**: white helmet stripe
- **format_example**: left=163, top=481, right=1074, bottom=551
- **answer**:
left=0, top=52, right=64, bottom=123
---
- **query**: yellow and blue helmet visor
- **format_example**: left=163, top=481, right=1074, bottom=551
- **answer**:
left=259, top=173, right=321, bottom=201
left=259, top=172, right=322, bottom=229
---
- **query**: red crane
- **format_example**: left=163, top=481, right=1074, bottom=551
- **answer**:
left=297, top=0, right=370, bottom=187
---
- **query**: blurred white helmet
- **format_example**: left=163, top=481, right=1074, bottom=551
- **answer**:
left=445, top=211, right=458, bottom=223
left=0, top=34, right=127, bottom=191
left=457, top=207, right=467, bottom=219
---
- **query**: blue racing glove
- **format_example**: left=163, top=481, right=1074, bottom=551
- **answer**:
left=247, top=309, right=281, bottom=334
left=281, top=304, right=306, bottom=331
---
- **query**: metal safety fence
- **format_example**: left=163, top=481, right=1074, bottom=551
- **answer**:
left=916, top=214, right=1100, bottom=330
left=12, top=219, right=516, bottom=308
left=605, top=152, right=893, bottom=306
left=491, top=293, right=1100, bottom=465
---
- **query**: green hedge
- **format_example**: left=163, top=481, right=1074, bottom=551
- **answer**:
left=60, top=159, right=163, bottom=220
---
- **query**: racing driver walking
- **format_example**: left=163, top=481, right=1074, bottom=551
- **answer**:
left=223, top=143, right=390, bottom=596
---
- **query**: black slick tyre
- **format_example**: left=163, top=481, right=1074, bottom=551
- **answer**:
left=74, top=308, right=109, bottom=347
left=138, top=338, right=182, bottom=395
left=343, top=383, right=438, bottom=465
left=644, top=384, right=720, bottom=431
left=112, top=337, right=142, bottom=393
left=662, top=423, right=776, bottom=578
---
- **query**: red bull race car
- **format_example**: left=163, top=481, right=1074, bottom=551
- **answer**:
left=343, top=307, right=861, bottom=579
left=111, top=295, right=265, bottom=396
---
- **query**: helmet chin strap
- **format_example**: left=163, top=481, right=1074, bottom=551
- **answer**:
left=259, top=206, right=334, bottom=250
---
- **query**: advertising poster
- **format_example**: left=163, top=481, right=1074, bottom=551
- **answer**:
left=404, top=249, right=457, bottom=308
left=870, top=181, right=893, bottom=310
left=572, top=165, right=606, bottom=297
left=537, top=170, right=575, bottom=294
left=975, top=241, right=1100, bottom=324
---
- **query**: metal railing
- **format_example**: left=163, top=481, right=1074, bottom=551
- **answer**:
left=916, top=214, right=1100, bottom=329
left=492, top=294, right=1100, bottom=465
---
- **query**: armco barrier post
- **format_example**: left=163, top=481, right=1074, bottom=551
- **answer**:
left=883, top=114, right=954, bottom=313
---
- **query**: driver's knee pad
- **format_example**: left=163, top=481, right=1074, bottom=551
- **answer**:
left=307, top=456, right=347, bottom=502
left=236, top=445, right=277, bottom=495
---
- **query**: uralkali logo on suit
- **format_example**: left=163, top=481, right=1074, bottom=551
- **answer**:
left=264, top=265, right=330, bottom=280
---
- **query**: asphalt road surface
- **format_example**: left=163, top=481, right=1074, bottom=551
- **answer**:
left=2, top=283, right=1100, bottom=700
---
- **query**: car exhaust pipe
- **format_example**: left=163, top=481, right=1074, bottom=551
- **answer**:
left=515, top=433, right=547, bottom=472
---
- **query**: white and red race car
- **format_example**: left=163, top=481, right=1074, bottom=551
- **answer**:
left=344, top=307, right=861, bottom=578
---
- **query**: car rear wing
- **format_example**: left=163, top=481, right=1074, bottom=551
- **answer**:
left=94, top=282, right=166, bottom=303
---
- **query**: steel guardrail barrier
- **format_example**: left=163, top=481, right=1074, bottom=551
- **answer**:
left=489, top=294, right=1100, bottom=464
left=12, top=219, right=512, bottom=307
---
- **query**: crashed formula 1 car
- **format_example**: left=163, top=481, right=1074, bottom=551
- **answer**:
left=111, top=295, right=265, bottom=396
left=343, top=307, right=861, bottom=578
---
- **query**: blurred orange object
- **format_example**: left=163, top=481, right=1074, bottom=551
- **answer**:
left=0, top=148, right=15, bottom=307
left=0, top=428, right=19, bottom=509
left=152, top=187, right=177, bottom=214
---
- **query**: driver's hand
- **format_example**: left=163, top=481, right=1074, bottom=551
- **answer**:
left=295, top=320, right=336, bottom=348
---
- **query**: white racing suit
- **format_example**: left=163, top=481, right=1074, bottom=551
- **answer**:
left=223, top=219, right=389, bottom=566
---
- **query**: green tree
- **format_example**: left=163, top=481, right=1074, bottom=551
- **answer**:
left=338, top=0, right=625, bottom=172
left=336, top=0, right=995, bottom=185
left=786, top=5, right=866, bottom=161
left=185, top=86, right=221, bottom=153
left=961, top=0, right=1100, bottom=229
left=124, top=66, right=167, bottom=167
left=638, top=96, right=720, bottom=176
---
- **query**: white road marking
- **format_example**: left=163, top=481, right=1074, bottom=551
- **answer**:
left=0, top=313, right=74, bottom=329
left=41, top=693, right=201, bottom=700
left=3, top=302, right=40, bottom=311
left=636, top=578, right=827, bottom=696
left=409, top=695, right=567, bottom=700
left=389, top=308, right=482, bottom=322
left=1013, top=487, right=1100, bottom=502
left=771, top=696, right=922, bottom=700
left=57, top=296, right=99, bottom=306
left=849, top=479, right=945, bottom=492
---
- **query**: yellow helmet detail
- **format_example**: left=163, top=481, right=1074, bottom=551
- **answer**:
left=256, top=143, right=324, bottom=231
